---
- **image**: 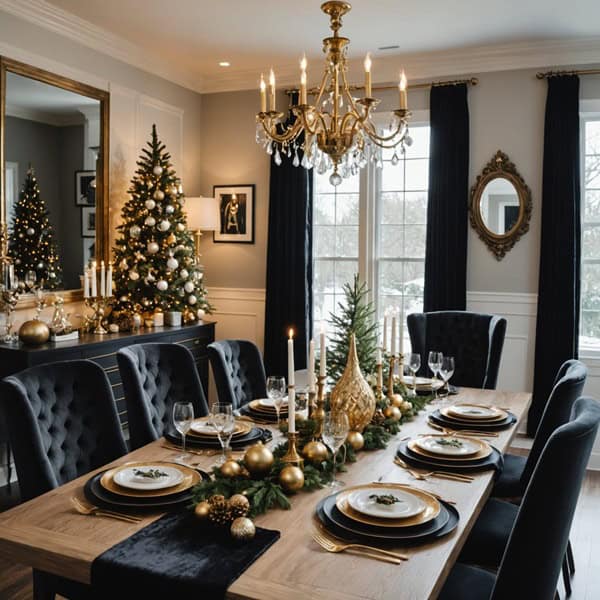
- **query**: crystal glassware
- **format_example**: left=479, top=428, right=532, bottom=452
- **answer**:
left=209, top=403, right=235, bottom=465
left=266, top=375, right=286, bottom=425
left=439, top=356, right=455, bottom=398
left=172, top=401, right=194, bottom=463
left=322, top=411, right=350, bottom=488
left=408, top=353, right=421, bottom=397
left=427, top=351, right=443, bottom=400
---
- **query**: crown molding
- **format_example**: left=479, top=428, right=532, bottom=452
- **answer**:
left=0, top=0, right=204, bottom=93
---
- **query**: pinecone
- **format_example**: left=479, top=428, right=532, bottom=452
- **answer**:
left=228, top=494, right=250, bottom=518
left=208, top=495, right=232, bottom=526
left=372, top=408, right=386, bottom=426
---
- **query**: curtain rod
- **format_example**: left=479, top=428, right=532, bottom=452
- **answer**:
left=536, top=68, right=600, bottom=79
left=284, top=77, right=478, bottom=96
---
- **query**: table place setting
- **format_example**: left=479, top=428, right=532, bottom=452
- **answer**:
left=428, top=401, right=518, bottom=433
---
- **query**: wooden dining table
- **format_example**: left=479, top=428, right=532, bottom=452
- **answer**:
left=0, top=387, right=530, bottom=599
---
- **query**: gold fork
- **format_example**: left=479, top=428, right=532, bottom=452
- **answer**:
left=427, top=421, right=499, bottom=438
left=71, top=497, right=142, bottom=523
left=312, top=531, right=408, bottom=564
left=394, top=458, right=474, bottom=482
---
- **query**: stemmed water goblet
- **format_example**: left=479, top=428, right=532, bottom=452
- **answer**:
left=322, top=411, right=350, bottom=488
left=266, top=375, right=287, bottom=426
left=407, top=353, right=421, bottom=397
left=172, top=401, right=194, bottom=463
left=209, top=403, right=235, bottom=465
left=439, top=356, right=455, bottom=400
left=427, top=350, right=443, bottom=401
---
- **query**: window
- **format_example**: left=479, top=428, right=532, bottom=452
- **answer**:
left=312, top=119, right=430, bottom=347
left=581, top=117, right=600, bottom=352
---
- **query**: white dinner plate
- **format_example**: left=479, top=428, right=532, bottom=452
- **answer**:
left=347, top=487, right=426, bottom=519
left=402, top=377, right=444, bottom=390
left=113, top=465, right=185, bottom=490
left=414, top=435, right=484, bottom=457
left=447, top=404, right=503, bottom=420
left=258, top=396, right=289, bottom=408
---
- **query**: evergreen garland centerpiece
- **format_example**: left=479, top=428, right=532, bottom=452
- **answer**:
left=112, top=125, right=213, bottom=320
left=8, top=167, right=62, bottom=290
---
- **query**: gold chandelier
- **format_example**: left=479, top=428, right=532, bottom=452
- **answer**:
left=256, top=1, right=411, bottom=186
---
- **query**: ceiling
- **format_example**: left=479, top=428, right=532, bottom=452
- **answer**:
left=26, top=0, right=600, bottom=92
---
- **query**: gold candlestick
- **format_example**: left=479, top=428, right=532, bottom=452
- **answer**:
left=375, top=361, right=384, bottom=401
left=281, top=431, right=304, bottom=468
left=84, top=296, right=114, bottom=334
left=307, top=390, right=317, bottom=417
left=387, top=355, right=396, bottom=401
left=311, top=374, right=327, bottom=439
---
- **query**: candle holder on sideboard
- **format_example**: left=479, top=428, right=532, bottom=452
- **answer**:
left=281, top=431, right=304, bottom=468
left=84, top=295, right=114, bottom=334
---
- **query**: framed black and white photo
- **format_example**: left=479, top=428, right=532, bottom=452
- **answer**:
left=213, top=184, right=255, bottom=243
left=81, top=206, right=96, bottom=238
left=82, top=238, right=95, bottom=267
left=75, top=170, right=96, bottom=206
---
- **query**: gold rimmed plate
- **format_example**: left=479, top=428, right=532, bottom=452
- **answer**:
left=335, top=483, right=440, bottom=528
left=248, top=400, right=288, bottom=414
left=401, top=376, right=444, bottom=391
left=100, top=461, right=201, bottom=498
left=189, top=418, right=252, bottom=438
left=408, top=437, right=492, bottom=462
left=441, top=405, right=507, bottom=424
left=444, top=404, right=507, bottom=422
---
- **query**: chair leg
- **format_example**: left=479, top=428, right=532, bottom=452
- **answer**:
left=567, top=539, right=575, bottom=575
left=562, top=556, right=572, bottom=597
left=32, top=569, right=56, bottom=600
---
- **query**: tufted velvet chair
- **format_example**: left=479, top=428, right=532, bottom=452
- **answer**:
left=117, top=343, right=209, bottom=449
left=208, top=340, right=268, bottom=410
left=439, top=396, right=600, bottom=599
left=407, top=311, right=506, bottom=389
left=1, top=359, right=127, bottom=600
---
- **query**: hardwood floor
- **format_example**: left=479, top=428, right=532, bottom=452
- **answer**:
left=0, top=470, right=598, bottom=599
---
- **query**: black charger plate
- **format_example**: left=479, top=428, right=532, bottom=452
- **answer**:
left=397, top=441, right=503, bottom=472
left=84, top=468, right=210, bottom=511
left=316, top=493, right=458, bottom=545
left=164, top=427, right=271, bottom=449
left=428, top=409, right=516, bottom=431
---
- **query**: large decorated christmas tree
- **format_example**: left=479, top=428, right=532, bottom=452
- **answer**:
left=113, top=125, right=212, bottom=318
left=8, top=167, right=63, bottom=290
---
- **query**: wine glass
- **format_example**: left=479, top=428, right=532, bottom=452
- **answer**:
left=24, top=270, right=36, bottom=291
left=172, top=401, right=194, bottom=463
left=427, top=351, right=443, bottom=400
left=209, top=403, right=235, bottom=465
left=266, top=375, right=287, bottom=425
left=439, top=356, right=455, bottom=399
left=322, top=412, right=350, bottom=488
left=408, top=353, right=421, bottom=397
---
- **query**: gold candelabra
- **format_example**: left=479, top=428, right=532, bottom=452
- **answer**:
left=310, top=374, right=327, bottom=439
left=84, top=296, right=114, bottom=334
left=281, top=431, right=304, bottom=468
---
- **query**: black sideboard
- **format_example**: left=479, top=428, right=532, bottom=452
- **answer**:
left=0, top=320, right=216, bottom=431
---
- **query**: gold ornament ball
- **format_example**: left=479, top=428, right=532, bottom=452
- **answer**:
left=302, top=440, right=329, bottom=465
left=18, top=320, right=50, bottom=345
left=383, top=405, right=402, bottom=422
left=346, top=430, right=365, bottom=451
left=220, top=459, right=242, bottom=478
left=230, top=517, right=256, bottom=541
left=279, top=465, right=305, bottom=493
left=391, top=394, right=404, bottom=408
left=228, top=494, right=250, bottom=517
left=194, top=500, right=211, bottom=521
left=243, top=442, right=274, bottom=477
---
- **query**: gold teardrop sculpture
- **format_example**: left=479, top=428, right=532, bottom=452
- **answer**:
left=329, top=333, right=376, bottom=432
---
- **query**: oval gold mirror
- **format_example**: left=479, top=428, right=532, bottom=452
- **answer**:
left=469, top=150, right=532, bottom=260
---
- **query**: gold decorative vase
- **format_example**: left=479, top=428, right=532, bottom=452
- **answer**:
left=18, top=319, right=50, bottom=346
left=329, top=333, right=376, bottom=432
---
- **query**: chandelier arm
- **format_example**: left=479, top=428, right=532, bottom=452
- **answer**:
left=340, top=67, right=365, bottom=116
left=260, top=117, right=303, bottom=144
left=340, top=110, right=361, bottom=134
left=362, top=119, right=407, bottom=143
left=301, top=110, right=329, bottom=137
left=313, top=69, right=332, bottom=109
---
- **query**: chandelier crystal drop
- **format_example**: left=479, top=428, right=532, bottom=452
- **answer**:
left=256, top=1, right=411, bottom=186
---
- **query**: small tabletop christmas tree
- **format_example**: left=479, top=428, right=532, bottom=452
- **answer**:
left=113, top=125, right=213, bottom=319
left=8, top=167, right=63, bottom=290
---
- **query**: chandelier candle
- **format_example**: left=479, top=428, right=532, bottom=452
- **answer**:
left=399, top=70, right=408, bottom=110
left=288, top=328, right=296, bottom=433
left=364, top=53, right=372, bottom=97
left=300, top=55, right=308, bottom=105
left=260, top=74, right=266, bottom=112
left=269, top=69, right=276, bottom=111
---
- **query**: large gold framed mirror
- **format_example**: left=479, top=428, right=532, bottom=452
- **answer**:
left=0, top=56, right=109, bottom=306
left=469, top=150, right=532, bottom=260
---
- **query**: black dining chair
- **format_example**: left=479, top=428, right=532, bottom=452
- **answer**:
left=439, top=397, right=600, bottom=600
left=117, top=342, right=209, bottom=450
left=207, top=339, right=267, bottom=410
left=1, top=359, right=127, bottom=600
left=406, top=311, right=506, bottom=389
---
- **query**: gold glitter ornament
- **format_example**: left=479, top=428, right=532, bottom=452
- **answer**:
left=279, top=465, right=304, bottom=493
left=346, top=430, right=365, bottom=451
left=230, top=517, right=255, bottom=541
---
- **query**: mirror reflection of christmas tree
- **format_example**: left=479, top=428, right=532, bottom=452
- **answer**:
left=112, top=125, right=213, bottom=320
left=8, top=167, right=63, bottom=290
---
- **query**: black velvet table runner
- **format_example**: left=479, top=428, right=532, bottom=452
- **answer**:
left=90, top=511, right=280, bottom=599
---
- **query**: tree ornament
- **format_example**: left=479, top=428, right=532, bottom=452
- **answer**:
left=176, top=223, right=185, bottom=232
left=178, top=288, right=185, bottom=297
left=197, top=308, right=206, bottom=318
left=145, top=199, right=156, bottom=210
left=391, top=394, right=404, bottom=408
left=26, top=227, right=35, bottom=236
left=188, top=294, right=197, bottom=305
left=153, top=189, right=165, bottom=201
left=207, top=495, right=232, bottom=526
left=147, top=241, right=160, bottom=254
left=180, top=268, right=189, bottom=279
left=243, top=442, right=274, bottom=477
left=302, top=440, right=329, bottom=465
left=18, top=320, right=50, bottom=345
left=383, top=405, right=402, bottom=421
left=158, top=220, right=171, bottom=232
left=153, top=165, right=164, bottom=176
left=144, top=216, right=156, bottom=227
left=119, top=259, right=128, bottom=269
left=184, top=281, right=195, bottom=293
left=129, top=270, right=140, bottom=281
left=401, top=400, right=413, bottom=414
left=228, top=494, right=250, bottom=518
left=178, top=197, right=185, bottom=206
left=194, top=500, right=211, bottom=521
left=279, top=465, right=304, bottom=493
left=129, top=225, right=141, bottom=238
left=230, top=517, right=255, bottom=541
left=156, top=280, right=168, bottom=291
left=346, top=431, right=365, bottom=451
left=37, top=262, right=45, bottom=270
left=167, top=233, right=177, bottom=245
left=219, top=459, right=242, bottom=478
left=167, top=256, right=179, bottom=270
left=165, top=204, right=175, bottom=214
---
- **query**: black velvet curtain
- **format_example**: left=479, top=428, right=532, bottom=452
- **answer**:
left=528, top=75, right=581, bottom=436
left=263, top=95, right=313, bottom=377
left=423, top=84, right=470, bottom=312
